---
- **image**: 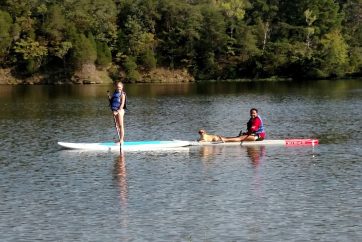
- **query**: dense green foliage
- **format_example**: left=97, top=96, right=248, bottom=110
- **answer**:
left=0, top=0, right=361, bottom=81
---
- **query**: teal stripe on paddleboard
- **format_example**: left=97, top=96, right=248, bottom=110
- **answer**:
left=99, top=141, right=177, bottom=146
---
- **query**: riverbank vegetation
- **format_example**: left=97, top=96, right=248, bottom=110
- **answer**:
left=0, top=0, right=361, bottom=84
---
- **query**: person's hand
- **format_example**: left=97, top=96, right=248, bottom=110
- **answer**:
left=113, top=111, right=118, bottom=115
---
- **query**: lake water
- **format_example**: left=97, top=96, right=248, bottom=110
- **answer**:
left=0, top=80, right=361, bottom=241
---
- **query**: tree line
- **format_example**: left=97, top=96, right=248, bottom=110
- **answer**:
left=0, top=0, right=361, bottom=82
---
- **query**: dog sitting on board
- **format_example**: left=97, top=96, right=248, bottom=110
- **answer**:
left=198, top=129, right=222, bottom=142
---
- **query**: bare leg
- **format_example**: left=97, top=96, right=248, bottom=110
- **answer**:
left=113, top=113, right=121, bottom=142
left=220, top=135, right=257, bottom=142
left=114, top=110, right=125, bottom=143
left=118, top=109, right=125, bottom=143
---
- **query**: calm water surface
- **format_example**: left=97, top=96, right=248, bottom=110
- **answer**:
left=0, top=80, right=361, bottom=241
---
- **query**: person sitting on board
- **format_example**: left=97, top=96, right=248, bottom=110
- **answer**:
left=110, top=81, right=127, bottom=144
left=220, top=108, right=266, bottom=142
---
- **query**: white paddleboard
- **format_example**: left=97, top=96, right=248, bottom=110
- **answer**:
left=58, top=140, right=191, bottom=152
left=190, top=139, right=319, bottom=147
left=58, top=138, right=318, bottom=152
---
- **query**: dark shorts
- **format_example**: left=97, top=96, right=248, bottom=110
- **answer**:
left=256, top=135, right=264, bottom=141
left=253, top=133, right=265, bottom=141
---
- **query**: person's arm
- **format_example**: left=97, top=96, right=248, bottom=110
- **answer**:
left=245, top=119, right=252, bottom=135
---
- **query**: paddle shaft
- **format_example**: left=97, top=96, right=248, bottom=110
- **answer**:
left=107, top=91, right=121, bottom=142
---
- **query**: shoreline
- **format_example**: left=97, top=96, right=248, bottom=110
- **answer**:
left=0, top=67, right=195, bottom=85
left=0, top=67, right=360, bottom=85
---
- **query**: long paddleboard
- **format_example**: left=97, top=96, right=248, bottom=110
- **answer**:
left=58, top=138, right=318, bottom=152
left=58, top=140, right=191, bottom=151
left=190, top=139, right=319, bottom=147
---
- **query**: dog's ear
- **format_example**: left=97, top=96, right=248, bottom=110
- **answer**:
left=198, top=129, right=204, bottom=134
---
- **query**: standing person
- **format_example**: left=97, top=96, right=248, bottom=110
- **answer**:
left=110, top=81, right=127, bottom=144
left=221, top=108, right=266, bottom=142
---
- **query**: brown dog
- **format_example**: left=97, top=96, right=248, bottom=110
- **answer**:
left=198, top=129, right=222, bottom=142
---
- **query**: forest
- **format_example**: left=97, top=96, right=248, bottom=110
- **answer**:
left=0, top=0, right=361, bottom=83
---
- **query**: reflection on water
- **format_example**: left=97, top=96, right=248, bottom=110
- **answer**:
left=246, top=146, right=266, bottom=197
left=1, top=79, right=361, bottom=241
left=1, top=79, right=361, bottom=100
left=246, top=146, right=266, bottom=168
left=113, top=154, right=129, bottom=240
left=114, top=154, right=128, bottom=209
left=197, top=145, right=266, bottom=168
left=199, top=144, right=266, bottom=169
left=198, top=145, right=225, bottom=160
left=197, top=145, right=267, bottom=197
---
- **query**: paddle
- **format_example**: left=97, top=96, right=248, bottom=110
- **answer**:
left=107, top=91, right=121, bottom=143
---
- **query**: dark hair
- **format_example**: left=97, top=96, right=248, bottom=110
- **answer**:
left=250, top=108, right=258, bottom=113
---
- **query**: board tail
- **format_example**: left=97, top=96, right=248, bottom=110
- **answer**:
left=285, top=139, right=319, bottom=146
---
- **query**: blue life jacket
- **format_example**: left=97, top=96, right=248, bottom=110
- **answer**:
left=110, top=90, right=127, bottom=111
